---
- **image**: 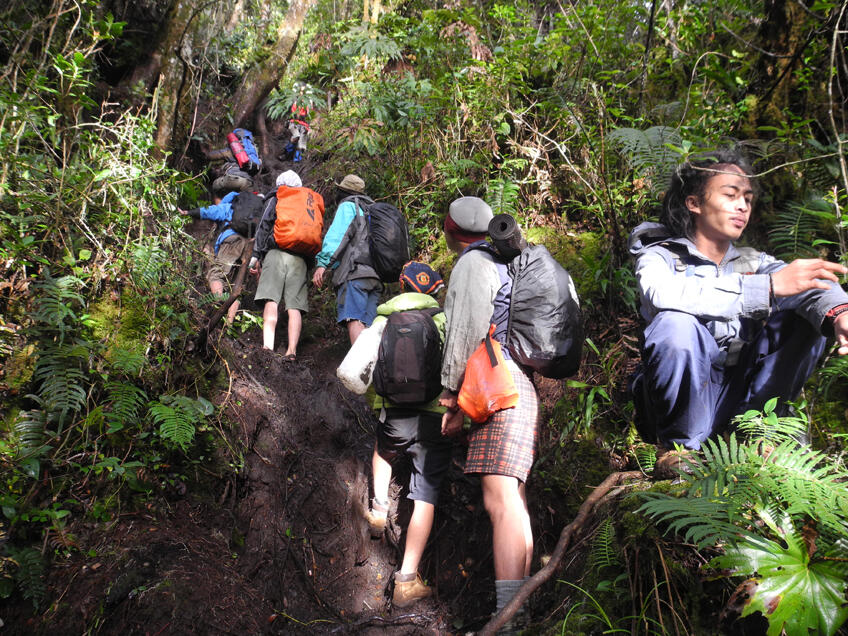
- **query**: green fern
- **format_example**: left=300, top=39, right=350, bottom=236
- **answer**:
left=13, top=405, right=51, bottom=459
left=633, top=444, right=657, bottom=474
left=640, top=433, right=848, bottom=548
left=588, top=517, right=619, bottom=573
left=105, top=381, right=148, bottom=433
left=32, top=343, right=88, bottom=429
left=108, top=347, right=146, bottom=375
left=130, top=239, right=166, bottom=290
left=9, top=547, right=45, bottom=610
left=732, top=397, right=807, bottom=442
left=31, top=274, right=85, bottom=342
left=767, top=196, right=834, bottom=261
left=607, top=126, right=683, bottom=191
left=148, top=394, right=212, bottom=450
left=486, top=178, right=521, bottom=216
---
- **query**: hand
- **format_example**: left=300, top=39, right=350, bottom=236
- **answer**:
left=249, top=257, right=260, bottom=276
left=177, top=207, right=189, bottom=216
left=441, top=409, right=464, bottom=436
left=834, top=312, right=848, bottom=356
left=312, top=266, right=326, bottom=287
left=438, top=390, right=458, bottom=411
left=770, top=259, right=847, bottom=297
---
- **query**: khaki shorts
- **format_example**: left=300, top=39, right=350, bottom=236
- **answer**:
left=255, top=249, right=309, bottom=312
left=207, top=234, right=249, bottom=288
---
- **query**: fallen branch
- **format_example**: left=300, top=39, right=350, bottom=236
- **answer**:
left=479, top=470, right=642, bottom=636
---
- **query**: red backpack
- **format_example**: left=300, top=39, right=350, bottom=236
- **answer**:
left=273, top=186, right=325, bottom=256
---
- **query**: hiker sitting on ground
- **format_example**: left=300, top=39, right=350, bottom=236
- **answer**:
left=180, top=185, right=254, bottom=324
left=358, top=261, right=451, bottom=608
left=249, top=170, right=318, bottom=359
left=438, top=197, right=538, bottom=624
left=312, top=174, right=382, bottom=345
left=629, top=149, right=848, bottom=464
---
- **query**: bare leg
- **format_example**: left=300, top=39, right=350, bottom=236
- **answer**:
left=399, top=500, right=435, bottom=576
left=285, top=309, right=302, bottom=356
left=226, top=299, right=240, bottom=325
left=481, top=474, right=533, bottom=580
left=372, top=442, right=392, bottom=503
left=347, top=319, right=365, bottom=345
left=262, top=301, right=278, bottom=350
left=210, top=280, right=225, bottom=297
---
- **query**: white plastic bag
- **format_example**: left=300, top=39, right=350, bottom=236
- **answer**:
left=336, top=319, right=386, bottom=394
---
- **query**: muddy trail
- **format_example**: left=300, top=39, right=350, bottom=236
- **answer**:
left=5, top=126, right=594, bottom=636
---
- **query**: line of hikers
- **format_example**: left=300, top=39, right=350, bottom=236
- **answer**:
left=182, top=147, right=848, bottom=627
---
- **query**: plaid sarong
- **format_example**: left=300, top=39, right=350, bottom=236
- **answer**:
left=465, top=359, right=539, bottom=482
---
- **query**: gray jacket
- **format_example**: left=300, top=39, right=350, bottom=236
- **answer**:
left=629, top=222, right=848, bottom=351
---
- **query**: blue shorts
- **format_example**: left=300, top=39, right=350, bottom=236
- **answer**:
left=336, top=279, right=380, bottom=326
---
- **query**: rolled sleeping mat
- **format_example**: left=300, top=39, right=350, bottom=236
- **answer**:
left=488, top=213, right=526, bottom=259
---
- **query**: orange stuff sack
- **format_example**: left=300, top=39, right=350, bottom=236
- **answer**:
left=457, top=325, right=519, bottom=423
left=273, top=185, right=325, bottom=256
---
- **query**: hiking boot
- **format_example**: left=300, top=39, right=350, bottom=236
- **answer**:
left=654, top=447, right=699, bottom=480
left=293, top=150, right=302, bottom=162
left=393, top=572, right=432, bottom=608
left=363, top=507, right=387, bottom=538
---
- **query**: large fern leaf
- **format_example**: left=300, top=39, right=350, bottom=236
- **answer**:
left=607, top=126, right=683, bottom=190
left=105, top=381, right=148, bottom=432
left=32, top=343, right=88, bottom=427
left=767, top=196, right=836, bottom=261
left=9, top=547, right=45, bottom=610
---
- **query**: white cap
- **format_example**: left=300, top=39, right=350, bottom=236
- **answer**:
left=276, top=170, right=302, bottom=188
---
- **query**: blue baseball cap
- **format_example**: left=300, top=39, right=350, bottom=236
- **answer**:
left=400, top=262, right=444, bottom=295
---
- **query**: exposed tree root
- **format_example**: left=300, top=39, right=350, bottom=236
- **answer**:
left=479, top=470, right=643, bottom=636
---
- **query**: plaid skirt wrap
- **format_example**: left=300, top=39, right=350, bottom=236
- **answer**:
left=465, top=359, right=539, bottom=482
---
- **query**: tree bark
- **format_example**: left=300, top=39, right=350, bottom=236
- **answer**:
left=228, top=0, right=318, bottom=129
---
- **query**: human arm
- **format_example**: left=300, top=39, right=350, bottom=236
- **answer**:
left=635, top=247, right=772, bottom=321
left=440, top=251, right=501, bottom=391
left=194, top=192, right=238, bottom=223
left=315, top=200, right=357, bottom=268
left=251, top=195, right=278, bottom=264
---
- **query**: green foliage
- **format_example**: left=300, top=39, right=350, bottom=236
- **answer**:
left=607, top=126, right=684, bottom=193
left=266, top=81, right=326, bottom=120
left=710, top=509, right=848, bottom=636
left=767, top=196, right=840, bottom=261
left=639, top=402, right=848, bottom=634
left=149, top=395, right=214, bottom=451
left=8, top=547, right=45, bottom=610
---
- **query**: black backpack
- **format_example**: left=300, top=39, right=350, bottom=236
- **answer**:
left=373, top=308, right=443, bottom=405
left=506, top=245, right=583, bottom=378
left=346, top=197, right=410, bottom=282
left=228, top=192, right=265, bottom=238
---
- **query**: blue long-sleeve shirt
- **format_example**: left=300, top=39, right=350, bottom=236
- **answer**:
left=315, top=199, right=358, bottom=268
left=189, top=191, right=238, bottom=253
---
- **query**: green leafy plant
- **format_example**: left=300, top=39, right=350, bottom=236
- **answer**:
left=639, top=400, right=848, bottom=634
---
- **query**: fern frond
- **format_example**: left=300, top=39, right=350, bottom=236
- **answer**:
left=588, top=517, right=619, bottom=573
left=767, top=197, right=835, bottom=261
left=9, top=547, right=45, bottom=610
left=108, top=347, right=146, bottom=375
left=105, top=381, right=148, bottom=431
left=639, top=493, right=759, bottom=548
left=634, top=444, right=657, bottom=474
left=130, top=239, right=166, bottom=290
left=607, top=126, right=683, bottom=190
left=487, top=179, right=521, bottom=216
left=32, top=343, right=88, bottom=426
left=13, top=406, right=51, bottom=459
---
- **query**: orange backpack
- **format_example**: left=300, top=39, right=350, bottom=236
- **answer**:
left=273, top=186, right=325, bottom=256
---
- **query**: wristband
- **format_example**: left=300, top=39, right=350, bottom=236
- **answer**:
left=826, top=304, right=848, bottom=321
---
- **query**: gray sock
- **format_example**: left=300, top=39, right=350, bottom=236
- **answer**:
left=495, top=579, right=524, bottom=613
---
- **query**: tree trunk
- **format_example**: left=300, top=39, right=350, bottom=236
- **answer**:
left=153, top=0, right=208, bottom=153
left=228, top=0, right=318, bottom=128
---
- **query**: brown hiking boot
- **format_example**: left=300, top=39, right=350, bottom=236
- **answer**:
left=393, top=572, right=432, bottom=608
left=363, top=507, right=387, bottom=538
left=654, top=447, right=699, bottom=480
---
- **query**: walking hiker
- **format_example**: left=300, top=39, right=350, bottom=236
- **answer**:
left=629, top=149, right=848, bottom=472
left=312, top=174, right=383, bottom=345
left=284, top=99, right=310, bottom=163
left=352, top=262, right=451, bottom=608
left=249, top=170, right=325, bottom=358
left=180, top=184, right=259, bottom=324
left=438, top=197, right=538, bottom=627
left=204, top=128, right=262, bottom=174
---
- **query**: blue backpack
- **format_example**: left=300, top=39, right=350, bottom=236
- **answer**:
left=233, top=128, right=261, bottom=168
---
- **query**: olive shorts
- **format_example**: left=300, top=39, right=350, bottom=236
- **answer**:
left=206, top=234, right=249, bottom=288
left=255, top=249, right=309, bottom=312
